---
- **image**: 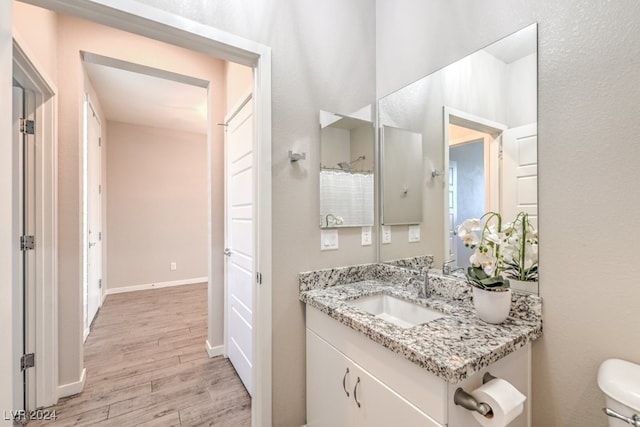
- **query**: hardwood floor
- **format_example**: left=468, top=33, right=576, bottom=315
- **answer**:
left=31, top=283, right=251, bottom=427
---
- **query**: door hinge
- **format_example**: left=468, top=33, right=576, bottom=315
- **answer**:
left=256, top=272, right=262, bottom=285
left=21, top=353, right=35, bottom=371
left=20, top=235, right=35, bottom=251
left=98, top=137, right=102, bottom=147
left=20, top=118, right=35, bottom=135
left=98, top=279, right=102, bottom=289
left=99, top=184, right=102, bottom=194
left=99, top=232, right=102, bottom=241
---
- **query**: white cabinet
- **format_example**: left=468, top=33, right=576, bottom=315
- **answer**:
left=307, top=330, right=443, bottom=427
left=306, top=306, right=531, bottom=427
left=307, top=330, right=353, bottom=426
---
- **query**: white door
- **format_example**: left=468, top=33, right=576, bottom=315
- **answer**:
left=86, top=101, right=102, bottom=335
left=13, top=83, right=37, bottom=415
left=501, top=123, right=538, bottom=226
left=224, top=95, right=254, bottom=395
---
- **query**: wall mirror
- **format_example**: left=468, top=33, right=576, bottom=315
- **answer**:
left=319, top=110, right=374, bottom=228
left=378, top=23, right=538, bottom=294
left=381, top=125, right=423, bottom=225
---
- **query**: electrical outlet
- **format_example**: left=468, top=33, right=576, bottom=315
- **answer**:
left=170, top=262, right=177, bottom=271
left=361, top=226, right=372, bottom=246
left=408, top=225, right=421, bottom=242
left=381, top=226, right=392, bottom=244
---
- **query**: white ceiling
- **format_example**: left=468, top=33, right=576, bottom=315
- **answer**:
left=484, top=24, right=537, bottom=64
left=83, top=56, right=208, bottom=135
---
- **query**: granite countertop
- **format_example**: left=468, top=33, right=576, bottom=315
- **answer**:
left=299, top=261, right=543, bottom=383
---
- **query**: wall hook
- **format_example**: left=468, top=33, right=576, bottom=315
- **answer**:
left=289, top=150, right=306, bottom=162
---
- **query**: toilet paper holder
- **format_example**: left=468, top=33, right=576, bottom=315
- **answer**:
left=454, top=372, right=497, bottom=417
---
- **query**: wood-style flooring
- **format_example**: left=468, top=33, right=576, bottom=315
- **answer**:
left=30, top=283, right=251, bottom=427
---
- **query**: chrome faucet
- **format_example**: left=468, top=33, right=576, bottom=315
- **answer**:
left=442, top=259, right=456, bottom=275
left=418, top=269, right=430, bottom=298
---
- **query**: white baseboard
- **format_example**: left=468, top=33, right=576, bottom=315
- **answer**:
left=206, top=340, right=224, bottom=358
left=105, top=277, right=207, bottom=296
left=58, top=368, right=86, bottom=398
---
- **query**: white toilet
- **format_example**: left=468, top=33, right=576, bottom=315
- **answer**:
left=598, top=359, right=640, bottom=426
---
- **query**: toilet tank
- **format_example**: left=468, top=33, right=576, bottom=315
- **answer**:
left=598, top=359, right=640, bottom=426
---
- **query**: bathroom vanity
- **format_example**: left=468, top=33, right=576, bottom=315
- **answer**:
left=300, top=263, right=542, bottom=427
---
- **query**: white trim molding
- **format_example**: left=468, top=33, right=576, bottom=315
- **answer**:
left=57, top=368, right=85, bottom=399
left=105, top=277, right=208, bottom=296
left=206, top=340, right=224, bottom=358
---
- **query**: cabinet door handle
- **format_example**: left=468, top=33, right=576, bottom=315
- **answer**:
left=353, top=376, right=361, bottom=408
left=342, top=368, right=350, bottom=396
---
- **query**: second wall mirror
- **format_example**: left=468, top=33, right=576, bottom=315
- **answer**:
left=319, top=110, right=375, bottom=228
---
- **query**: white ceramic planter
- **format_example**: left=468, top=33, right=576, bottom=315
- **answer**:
left=472, top=287, right=512, bottom=324
left=509, top=278, right=538, bottom=294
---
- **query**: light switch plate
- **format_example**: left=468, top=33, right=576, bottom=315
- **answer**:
left=408, top=225, right=420, bottom=242
left=321, top=229, right=339, bottom=251
left=361, top=226, right=372, bottom=246
left=381, top=225, right=392, bottom=244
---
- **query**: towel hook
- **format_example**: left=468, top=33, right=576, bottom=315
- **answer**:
left=288, top=150, right=306, bottom=162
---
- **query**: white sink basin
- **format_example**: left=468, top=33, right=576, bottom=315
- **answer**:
left=347, top=294, right=444, bottom=328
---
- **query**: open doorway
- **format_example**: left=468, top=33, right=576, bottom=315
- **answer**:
left=443, top=108, right=506, bottom=270
left=80, top=51, right=213, bottom=338
left=448, top=125, right=493, bottom=269
left=9, top=1, right=272, bottom=425
left=444, top=107, right=538, bottom=274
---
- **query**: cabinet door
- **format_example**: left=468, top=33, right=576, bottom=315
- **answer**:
left=353, top=364, right=444, bottom=427
left=307, top=330, right=354, bottom=427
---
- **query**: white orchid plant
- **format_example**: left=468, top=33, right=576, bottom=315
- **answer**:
left=457, top=211, right=538, bottom=291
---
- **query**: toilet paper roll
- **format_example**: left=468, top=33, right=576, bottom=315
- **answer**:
left=470, top=378, right=526, bottom=427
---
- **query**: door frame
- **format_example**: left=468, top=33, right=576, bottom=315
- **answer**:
left=12, top=31, right=59, bottom=409
left=443, top=107, right=506, bottom=264
left=7, top=1, right=273, bottom=425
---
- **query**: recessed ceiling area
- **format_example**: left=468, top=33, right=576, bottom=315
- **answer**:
left=82, top=52, right=208, bottom=135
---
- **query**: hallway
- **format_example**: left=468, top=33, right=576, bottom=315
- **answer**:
left=30, top=283, right=250, bottom=426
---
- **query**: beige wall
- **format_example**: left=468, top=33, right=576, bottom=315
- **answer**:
left=376, top=1, right=640, bottom=426
left=12, top=2, right=57, bottom=83
left=106, top=121, right=208, bottom=288
left=225, top=61, right=252, bottom=113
